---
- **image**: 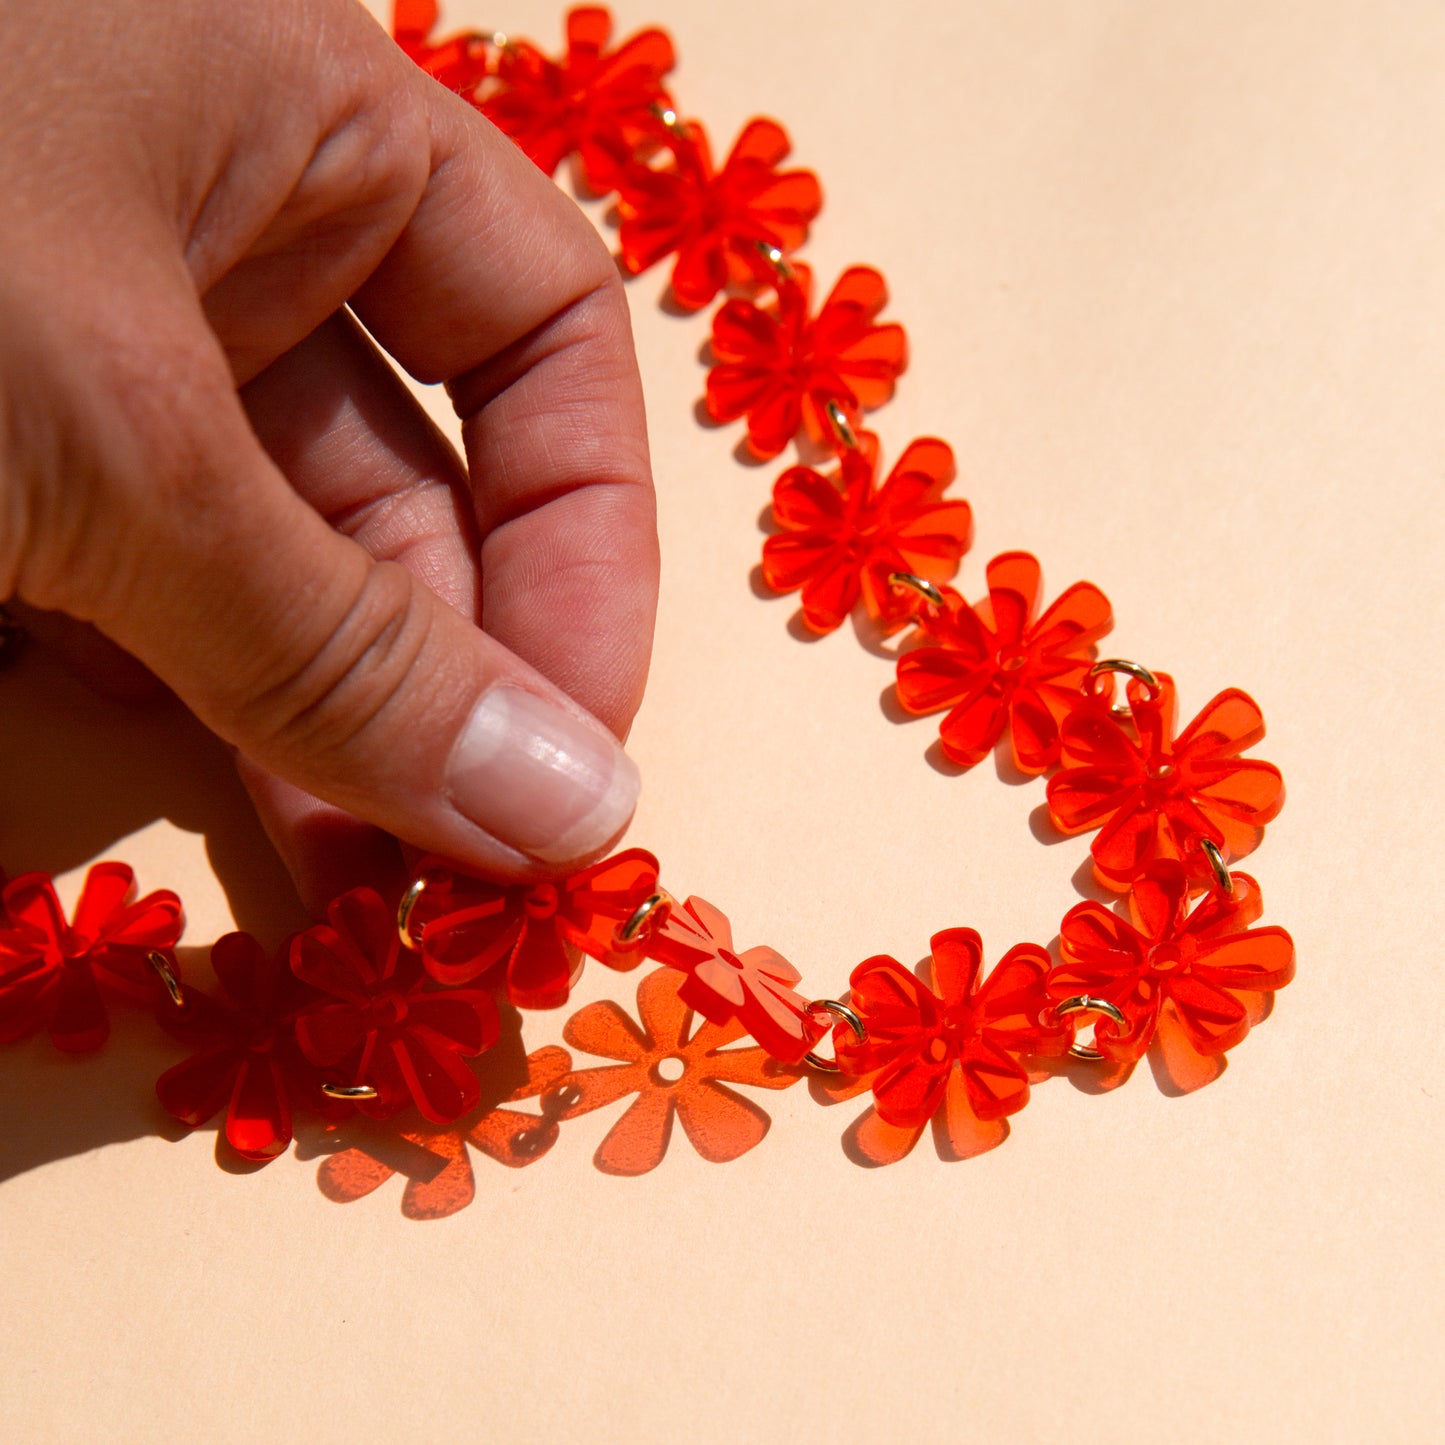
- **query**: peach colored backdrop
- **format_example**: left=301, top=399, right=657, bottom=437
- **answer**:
left=1, top=1, right=1440, bottom=1440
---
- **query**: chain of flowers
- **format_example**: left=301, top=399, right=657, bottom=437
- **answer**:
left=0, top=4, right=1294, bottom=1183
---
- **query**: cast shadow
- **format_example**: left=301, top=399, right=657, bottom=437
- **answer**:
left=0, top=646, right=302, bottom=942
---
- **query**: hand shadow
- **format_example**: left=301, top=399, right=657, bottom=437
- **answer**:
left=0, top=644, right=307, bottom=1183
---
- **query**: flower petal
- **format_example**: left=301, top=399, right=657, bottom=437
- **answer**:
left=674, top=1079, right=771, bottom=1162
left=594, top=1088, right=674, bottom=1175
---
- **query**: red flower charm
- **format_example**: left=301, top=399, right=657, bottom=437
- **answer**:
left=291, top=888, right=498, bottom=1123
left=894, top=551, right=1112, bottom=772
left=706, top=263, right=909, bottom=459
left=836, top=929, right=1068, bottom=1140
left=481, top=6, right=676, bottom=192
left=762, top=431, right=972, bottom=634
left=560, top=968, right=801, bottom=1175
left=155, top=932, right=326, bottom=1162
left=1049, top=862, right=1295, bottom=1067
left=1046, top=673, right=1285, bottom=889
left=645, top=896, right=817, bottom=1063
left=0, top=864, right=183, bottom=1052
left=391, top=0, right=493, bottom=96
left=317, top=1046, right=573, bottom=1218
left=415, top=848, right=660, bottom=1009
left=616, top=116, right=822, bottom=310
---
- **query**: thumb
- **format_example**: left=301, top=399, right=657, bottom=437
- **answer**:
left=27, top=315, right=640, bottom=880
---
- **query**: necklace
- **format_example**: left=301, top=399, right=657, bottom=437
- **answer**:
left=0, top=2, right=1293, bottom=1202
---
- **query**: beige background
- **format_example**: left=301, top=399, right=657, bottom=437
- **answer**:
left=2, top=1, right=1442, bottom=1439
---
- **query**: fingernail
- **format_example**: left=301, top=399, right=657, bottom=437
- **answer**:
left=446, top=685, right=640, bottom=863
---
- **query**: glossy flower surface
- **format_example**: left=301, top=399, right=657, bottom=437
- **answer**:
left=645, top=895, right=815, bottom=1062
left=317, top=1046, right=573, bottom=1218
left=895, top=551, right=1112, bottom=772
left=1046, top=674, right=1285, bottom=889
left=616, top=116, right=822, bottom=309
left=292, top=888, right=498, bottom=1123
left=155, top=932, right=324, bottom=1162
left=392, top=0, right=493, bottom=95
left=706, top=264, right=908, bottom=459
left=560, top=968, right=801, bottom=1175
left=482, top=6, right=676, bottom=191
left=415, top=848, right=660, bottom=1009
left=836, top=929, right=1067, bottom=1131
left=762, top=432, right=972, bottom=633
left=0, top=864, right=183, bottom=1052
left=1049, top=862, right=1294, bottom=1065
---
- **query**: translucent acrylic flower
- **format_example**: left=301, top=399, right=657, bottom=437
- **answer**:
left=155, top=932, right=325, bottom=1163
left=836, top=929, right=1068, bottom=1142
left=705, top=263, right=908, bottom=460
left=1046, top=673, right=1286, bottom=890
left=895, top=551, right=1112, bottom=772
left=645, top=895, right=816, bottom=1063
left=316, top=1046, right=573, bottom=1219
left=0, top=863, right=183, bottom=1052
left=392, top=0, right=493, bottom=96
left=559, top=967, right=801, bottom=1175
left=1048, top=862, right=1294, bottom=1068
left=481, top=6, right=676, bottom=192
left=292, top=888, right=498, bottom=1123
left=415, top=848, right=660, bottom=1010
left=762, top=432, right=972, bottom=634
left=616, top=116, right=822, bottom=310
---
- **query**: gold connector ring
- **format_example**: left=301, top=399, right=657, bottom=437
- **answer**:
left=321, top=1083, right=380, bottom=1102
left=396, top=874, right=433, bottom=952
left=803, top=998, right=867, bottom=1071
left=615, top=891, right=674, bottom=948
left=824, top=399, right=859, bottom=450
left=1199, top=838, right=1234, bottom=895
left=147, top=951, right=185, bottom=1011
left=888, top=571, right=946, bottom=609
left=754, top=239, right=796, bottom=282
left=1052, top=994, right=1128, bottom=1061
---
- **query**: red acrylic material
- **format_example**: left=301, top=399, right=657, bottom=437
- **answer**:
left=391, top=0, right=493, bottom=95
left=155, top=932, right=326, bottom=1163
left=836, top=928, right=1067, bottom=1131
left=761, top=431, right=972, bottom=634
left=560, top=967, right=801, bottom=1175
left=1046, top=673, right=1286, bottom=889
left=415, top=848, right=660, bottom=1009
left=616, top=116, right=822, bottom=310
left=0, top=864, right=183, bottom=1052
left=317, top=1046, right=572, bottom=1218
left=895, top=551, right=1112, bottom=772
left=482, top=6, right=677, bottom=192
left=291, top=888, right=499, bottom=1123
left=705, top=263, right=908, bottom=459
left=1049, top=862, right=1295, bottom=1066
left=644, top=895, right=818, bottom=1063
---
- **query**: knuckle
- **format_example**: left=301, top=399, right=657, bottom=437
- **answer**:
left=239, top=561, right=436, bottom=771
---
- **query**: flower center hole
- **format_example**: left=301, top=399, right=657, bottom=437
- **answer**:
left=524, top=883, right=560, bottom=919
left=1149, top=943, right=1184, bottom=973
left=652, top=1055, right=687, bottom=1085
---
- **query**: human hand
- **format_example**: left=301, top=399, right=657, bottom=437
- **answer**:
left=0, top=0, right=657, bottom=910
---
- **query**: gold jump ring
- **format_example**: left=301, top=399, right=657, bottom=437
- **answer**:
left=146, top=951, right=186, bottom=1011
left=1052, top=994, right=1128, bottom=1062
left=615, top=891, right=674, bottom=948
left=803, top=998, right=867, bottom=1071
left=1199, top=838, right=1234, bottom=895
left=888, top=571, right=946, bottom=609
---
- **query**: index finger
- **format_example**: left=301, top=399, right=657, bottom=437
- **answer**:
left=351, top=77, right=659, bottom=739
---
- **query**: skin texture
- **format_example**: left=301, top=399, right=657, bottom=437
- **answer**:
left=0, top=0, right=659, bottom=911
